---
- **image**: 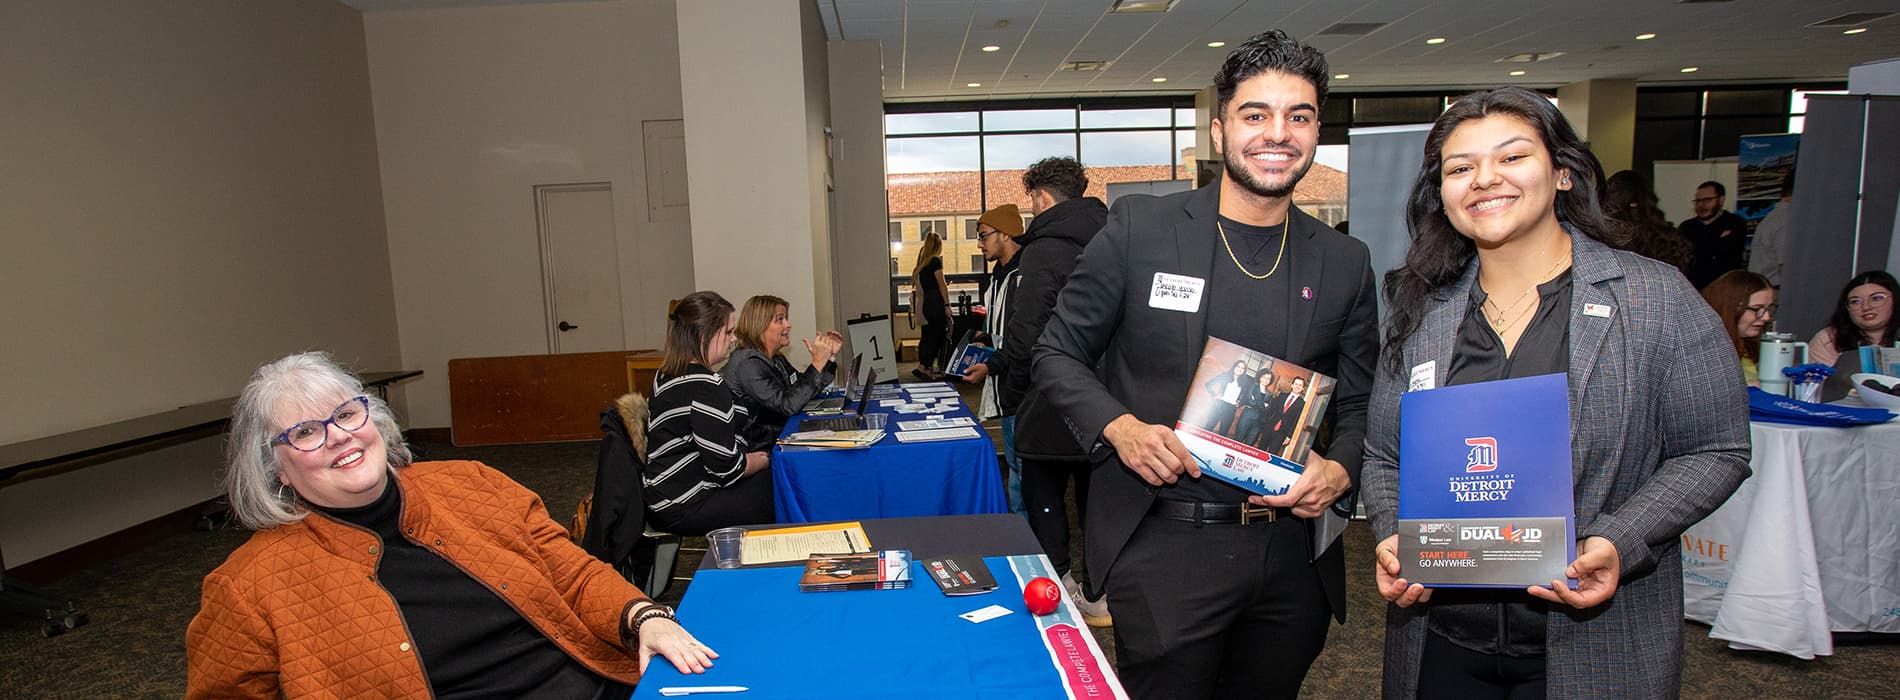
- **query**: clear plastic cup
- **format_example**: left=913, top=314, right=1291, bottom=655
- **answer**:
left=863, top=413, right=888, bottom=431
left=707, top=527, right=745, bottom=569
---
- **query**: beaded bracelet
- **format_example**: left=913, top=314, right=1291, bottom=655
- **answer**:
left=631, top=605, right=677, bottom=642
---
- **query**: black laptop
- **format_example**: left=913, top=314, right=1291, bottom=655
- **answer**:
left=801, top=366, right=879, bottom=432
left=801, top=353, right=863, bottom=413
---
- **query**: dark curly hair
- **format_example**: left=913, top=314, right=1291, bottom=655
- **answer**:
left=1381, top=87, right=1628, bottom=376
left=1213, top=30, right=1329, bottom=114
left=1603, top=169, right=1692, bottom=275
left=1022, top=156, right=1088, bottom=201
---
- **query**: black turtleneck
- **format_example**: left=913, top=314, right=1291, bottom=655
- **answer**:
left=311, top=482, right=613, bottom=699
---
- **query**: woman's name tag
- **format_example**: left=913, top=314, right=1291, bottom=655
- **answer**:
left=1149, top=272, right=1205, bottom=312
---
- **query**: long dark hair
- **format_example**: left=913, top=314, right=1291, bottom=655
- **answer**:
left=1603, top=169, right=1692, bottom=275
left=1826, top=270, right=1900, bottom=351
left=1700, top=270, right=1772, bottom=362
left=660, top=291, right=735, bottom=380
left=1380, top=87, right=1628, bottom=375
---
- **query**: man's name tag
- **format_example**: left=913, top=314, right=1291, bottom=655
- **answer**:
left=1583, top=303, right=1613, bottom=318
left=1149, top=272, right=1205, bottom=312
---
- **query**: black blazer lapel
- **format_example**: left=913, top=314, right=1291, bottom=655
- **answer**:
left=1282, top=210, right=1324, bottom=364
left=1175, top=186, right=1220, bottom=354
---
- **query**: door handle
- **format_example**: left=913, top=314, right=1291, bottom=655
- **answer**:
left=558, top=321, right=579, bottom=332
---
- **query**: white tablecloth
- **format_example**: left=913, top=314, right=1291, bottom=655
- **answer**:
left=1681, top=420, right=1900, bottom=658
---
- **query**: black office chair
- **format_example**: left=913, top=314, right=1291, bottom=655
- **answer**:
left=580, top=393, right=687, bottom=598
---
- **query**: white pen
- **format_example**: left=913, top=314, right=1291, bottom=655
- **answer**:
left=658, top=686, right=748, bottom=697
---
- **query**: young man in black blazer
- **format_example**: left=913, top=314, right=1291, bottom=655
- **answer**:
left=1031, top=30, right=1377, bottom=699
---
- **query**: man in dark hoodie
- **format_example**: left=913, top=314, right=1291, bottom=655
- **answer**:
left=1007, top=156, right=1113, bottom=627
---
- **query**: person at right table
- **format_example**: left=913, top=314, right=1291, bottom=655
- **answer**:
left=1700, top=270, right=1776, bottom=386
left=1363, top=87, right=1751, bottom=699
left=1807, top=270, right=1899, bottom=367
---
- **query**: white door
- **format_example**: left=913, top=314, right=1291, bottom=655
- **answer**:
left=536, top=183, right=625, bottom=354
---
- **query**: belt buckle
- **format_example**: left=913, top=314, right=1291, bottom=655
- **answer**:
left=1240, top=503, right=1277, bottom=525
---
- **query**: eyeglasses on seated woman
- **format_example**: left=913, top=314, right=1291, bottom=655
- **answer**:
left=186, top=352, right=713, bottom=699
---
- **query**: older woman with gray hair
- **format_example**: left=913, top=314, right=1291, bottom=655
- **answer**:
left=185, top=352, right=712, bottom=699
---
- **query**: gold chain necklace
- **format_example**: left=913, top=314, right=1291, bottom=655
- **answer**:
left=1482, top=253, right=1573, bottom=331
left=1482, top=288, right=1540, bottom=327
left=1217, top=217, right=1288, bottom=280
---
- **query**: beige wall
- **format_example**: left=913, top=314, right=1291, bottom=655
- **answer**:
left=677, top=0, right=832, bottom=365
left=1559, top=78, right=1638, bottom=175
left=365, top=0, right=691, bottom=427
left=802, top=0, right=838, bottom=336
left=0, top=0, right=398, bottom=564
left=828, top=39, right=894, bottom=347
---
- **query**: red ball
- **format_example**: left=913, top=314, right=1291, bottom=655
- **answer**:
left=1023, top=576, right=1061, bottom=616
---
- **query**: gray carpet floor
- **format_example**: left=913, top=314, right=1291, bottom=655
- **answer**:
left=2, top=428, right=1896, bottom=698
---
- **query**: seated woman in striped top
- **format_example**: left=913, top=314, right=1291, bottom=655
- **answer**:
left=643, top=291, right=775, bottom=535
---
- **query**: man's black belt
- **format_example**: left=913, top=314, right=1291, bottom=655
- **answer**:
left=1148, top=498, right=1289, bottom=526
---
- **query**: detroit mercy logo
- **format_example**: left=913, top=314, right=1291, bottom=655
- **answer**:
left=1464, top=437, right=1498, bottom=472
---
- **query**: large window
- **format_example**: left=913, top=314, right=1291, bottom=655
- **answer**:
left=1632, top=83, right=1846, bottom=175
left=884, top=99, right=1198, bottom=310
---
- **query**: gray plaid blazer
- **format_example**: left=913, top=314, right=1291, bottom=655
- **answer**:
left=1362, top=230, right=1751, bottom=698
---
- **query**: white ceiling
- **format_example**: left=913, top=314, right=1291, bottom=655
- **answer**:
left=335, top=0, right=1900, bottom=100
left=819, top=0, right=1900, bottom=101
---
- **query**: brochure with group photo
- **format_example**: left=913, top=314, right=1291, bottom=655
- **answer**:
left=1174, top=336, right=1337, bottom=497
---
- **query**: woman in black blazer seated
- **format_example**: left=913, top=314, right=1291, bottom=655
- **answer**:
left=724, top=294, right=845, bottom=451
left=643, top=291, right=773, bottom=535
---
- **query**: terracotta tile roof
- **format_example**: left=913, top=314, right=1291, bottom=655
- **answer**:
left=887, top=163, right=1348, bottom=217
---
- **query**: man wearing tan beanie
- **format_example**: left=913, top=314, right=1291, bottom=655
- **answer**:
left=962, top=204, right=1025, bottom=513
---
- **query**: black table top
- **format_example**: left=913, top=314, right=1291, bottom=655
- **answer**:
left=699, top=513, right=1040, bottom=570
left=0, top=369, right=421, bottom=486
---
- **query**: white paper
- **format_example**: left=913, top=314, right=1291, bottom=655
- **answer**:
left=897, top=417, right=976, bottom=431
left=959, top=604, right=1013, bottom=623
left=1148, top=272, right=1205, bottom=312
left=893, top=426, right=982, bottom=442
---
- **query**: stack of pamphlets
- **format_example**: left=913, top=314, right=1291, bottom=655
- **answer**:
left=777, top=429, right=885, bottom=448
left=921, top=554, right=997, bottom=596
left=943, top=332, right=995, bottom=378
left=799, top=550, right=913, bottom=592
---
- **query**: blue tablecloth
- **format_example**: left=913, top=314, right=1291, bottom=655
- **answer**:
left=771, top=394, right=1005, bottom=522
left=631, top=557, right=1080, bottom=700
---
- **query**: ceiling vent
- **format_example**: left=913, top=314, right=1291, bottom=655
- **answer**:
left=1808, top=12, right=1893, bottom=27
left=1318, top=22, right=1387, bottom=36
left=1496, top=51, right=1566, bottom=64
left=1109, top=0, right=1178, bottom=13
left=1060, top=60, right=1112, bottom=72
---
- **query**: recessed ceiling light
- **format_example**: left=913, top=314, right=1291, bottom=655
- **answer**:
left=1151, top=77, right=1168, bottom=83
left=1426, top=37, right=1446, bottom=45
left=1844, top=27, right=1869, bottom=35
left=981, top=45, right=1001, bottom=52
left=1635, top=33, right=1657, bottom=40
left=1333, top=73, right=1350, bottom=80
left=967, top=82, right=982, bottom=87
left=1509, top=70, right=1527, bottom=76
left=1679, top=66, right=1698, bottom=73
left=1207, top=41, right=1226, bottom=48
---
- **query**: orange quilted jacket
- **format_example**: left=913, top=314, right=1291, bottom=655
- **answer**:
left=185, top=461, right=649, bottom=698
